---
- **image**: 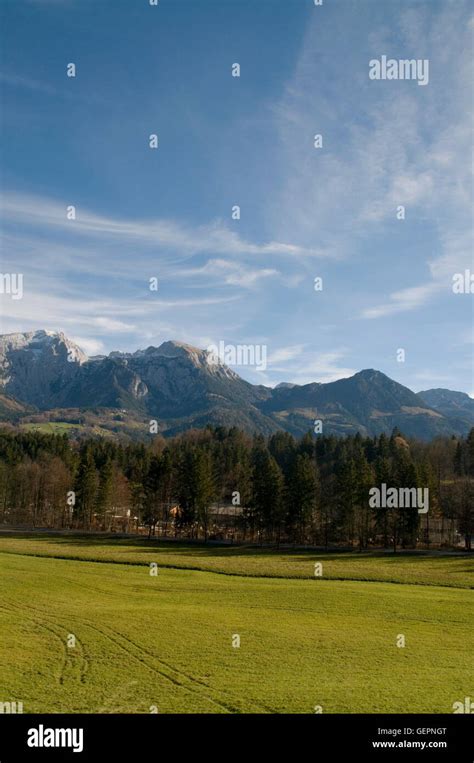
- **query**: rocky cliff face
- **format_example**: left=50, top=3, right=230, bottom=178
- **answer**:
left=0, top=330, right=86, bottom=408
left=0, top=332, right=272, bottom=432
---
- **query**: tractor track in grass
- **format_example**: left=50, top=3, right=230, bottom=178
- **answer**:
left=55, top=575, right=277, bottom=714
left=0, top=594, right=273, bottom=714
left=0, top=599, right=89, bottom=686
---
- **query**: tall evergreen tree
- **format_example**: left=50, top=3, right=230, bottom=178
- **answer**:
left=74, top=448, right=98, bottom=529
left=95, top=459, right=113, bottom=529
left=286, top=453, right=319, bottom=543
left=251, top=445, right=284, bottom=543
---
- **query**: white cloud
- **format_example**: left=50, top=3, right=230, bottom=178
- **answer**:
left=292, top=352, right=356, bottom=385
left=362, top=229, right=473, bottom=319
left=267, top=344, right=305, bottom=365
left=270, top=2, right=473, bottom=321
left=0, top=282, right=241, bottom=355
left=69, top=336, right=104, bottom=356
left=0, top=72, right=56, bottom=95
left=179, top=258, right=279, bottom=288
left=268, top=348, right=355, bottom=385
left=361, top=283, right=441, bottom=319
left=92, top=317, right=136, bottom=332
left=1, top=191, right=322, bottom=260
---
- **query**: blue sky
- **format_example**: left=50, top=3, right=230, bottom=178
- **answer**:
left=0, top=0, right=472, bottom=393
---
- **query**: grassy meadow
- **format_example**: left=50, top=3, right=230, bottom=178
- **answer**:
left=0, top=534, right=472, bottom=713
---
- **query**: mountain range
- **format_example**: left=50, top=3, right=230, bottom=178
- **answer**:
left=0, top=330, right=472, bottom=441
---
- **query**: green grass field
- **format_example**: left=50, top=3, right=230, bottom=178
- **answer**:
left=0, top=534, right=472, bottom=713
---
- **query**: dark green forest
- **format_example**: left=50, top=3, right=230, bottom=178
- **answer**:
left=0, top=426, right=473, bottom=550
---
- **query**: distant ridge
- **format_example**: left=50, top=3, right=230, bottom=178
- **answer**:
left=0, top=330, right=470, bottom=440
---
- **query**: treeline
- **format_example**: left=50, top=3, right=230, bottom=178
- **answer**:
left=0, top=426, right=473, bottom=550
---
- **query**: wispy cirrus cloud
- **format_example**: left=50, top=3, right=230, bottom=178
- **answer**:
left=0, top=72, right=57, bottom=95
left=283, top=350, right=356, bottom=386
left=269, top=1, right=473, bottom=321
left=361, top=283, right=441, bottom=319
left=267, top=344, right=306, bottom=366
left=363, top=230, right=473, bottom=318
left=1, top=191, right=323, bottom=260
left=178, top=259, right=281, bottom=289
left=264, top=345, right=355, bottom=386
